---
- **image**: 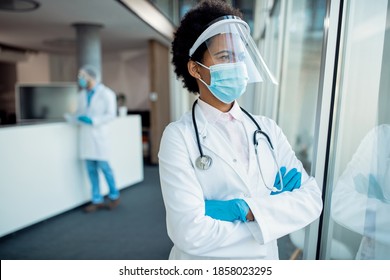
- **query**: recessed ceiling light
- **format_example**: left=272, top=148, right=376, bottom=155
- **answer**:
left=0, top=0, right=40, bottom=12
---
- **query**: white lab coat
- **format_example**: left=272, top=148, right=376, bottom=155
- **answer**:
left=331, top=124, right=390, bottom=259
left=158, top=102, right=323, bottom=259
left=74, top=84, right=117, bottom=161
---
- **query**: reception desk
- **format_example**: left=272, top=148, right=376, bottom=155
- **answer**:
left=0, top=116, right=144, bottom=237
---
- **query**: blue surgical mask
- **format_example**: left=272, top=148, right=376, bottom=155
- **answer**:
left=78, top=77, right=88, bottom=89
left=197, top=61, right=249, bottom=104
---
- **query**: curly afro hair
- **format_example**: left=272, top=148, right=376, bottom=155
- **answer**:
left=171, top=0, right=243, bottom=94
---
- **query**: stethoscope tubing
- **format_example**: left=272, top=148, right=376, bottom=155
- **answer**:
left=192, top=100, right=205, bottom=159
left=192, top=100, right=284, bottom=192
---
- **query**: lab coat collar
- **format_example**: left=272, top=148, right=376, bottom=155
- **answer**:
left=197, top=98, right=245, bottom=124
left=85, top=84, right=104, bottom=109
left=193, top=99, right=252, bottom=188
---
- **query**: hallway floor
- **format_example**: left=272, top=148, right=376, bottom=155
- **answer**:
left=0, top=164, right=297, bottom=260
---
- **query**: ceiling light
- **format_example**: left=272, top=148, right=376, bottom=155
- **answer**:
left=0, top=0, right=40, bottom=12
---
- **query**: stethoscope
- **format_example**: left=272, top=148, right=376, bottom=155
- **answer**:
left=192, top=100, right=284, bottom=192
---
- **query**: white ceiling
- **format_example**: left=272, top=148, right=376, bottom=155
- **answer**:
left=0, top=0, right=172, bottom=54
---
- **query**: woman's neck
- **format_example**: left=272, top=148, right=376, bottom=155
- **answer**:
left=199, top=92, right=233, bottom=113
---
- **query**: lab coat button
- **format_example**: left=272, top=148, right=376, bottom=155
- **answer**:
left=244, top=193, right=251, bottom=198
left=233, top=159, right=237, bottom=163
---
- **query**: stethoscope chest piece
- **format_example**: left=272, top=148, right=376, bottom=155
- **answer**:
left=195, top=155, right=213, bottom=170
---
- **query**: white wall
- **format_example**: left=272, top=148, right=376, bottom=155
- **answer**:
left=103, top=49, right=150, bottom=111
left=0, top=116, right=143, bottom=237
left=17, top=53, right=50, bottom=83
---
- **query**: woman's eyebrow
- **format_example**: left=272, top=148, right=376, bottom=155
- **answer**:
left=213, top=50, right=233, bottom=56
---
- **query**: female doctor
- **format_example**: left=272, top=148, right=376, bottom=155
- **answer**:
left=158, top=0, right=323, bottom=259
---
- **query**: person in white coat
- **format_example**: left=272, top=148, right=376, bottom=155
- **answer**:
left=331, top=124, right=390, bottom=259
left=65, top=65, right=120, bottom=213
left=158, top=0, right=323, bottom=260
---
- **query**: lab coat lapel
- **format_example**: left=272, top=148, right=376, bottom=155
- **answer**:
left=193, top=104, right=251, bottom=186
left=88, top=85, right=101, bottom=109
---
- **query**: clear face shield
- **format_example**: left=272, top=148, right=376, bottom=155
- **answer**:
left=189, top=16, right=277, bottom=85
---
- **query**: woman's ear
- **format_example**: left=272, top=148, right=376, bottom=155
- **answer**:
left=188, top=60, right=201, bottom=79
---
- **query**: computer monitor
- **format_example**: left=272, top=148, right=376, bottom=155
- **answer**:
left=16, top=83, right=78, bottom=122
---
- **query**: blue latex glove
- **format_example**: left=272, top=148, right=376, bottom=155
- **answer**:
left=205, top=199, right=249, bottom=222
left=271, top=166, right=302, bottom=195
left=355, top=173, right=386, bottom=202
left=368, top=175, right=385, bottom=200
left=78, top=115, right=93, bottom=125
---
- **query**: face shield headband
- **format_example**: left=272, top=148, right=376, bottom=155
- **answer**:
left=189, top=15, right=277, bottom=85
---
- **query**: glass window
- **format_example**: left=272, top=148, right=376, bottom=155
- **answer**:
left=247, top=0, right=326, bottom=259
left=148, top=0, right=178, bottom=25
left=324, top=0, right=390, bottom=259
left=277, top=0, right=326, bottom=173
left=273, top=0, right=326, bottom=260
left=148, top=0, right=200, bottom=25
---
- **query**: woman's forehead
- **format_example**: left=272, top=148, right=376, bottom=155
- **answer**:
left=207, top=33, right=245, bottom=53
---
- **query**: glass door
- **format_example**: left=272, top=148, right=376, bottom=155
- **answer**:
left=321, top=0, right=390, bottom=259
left=250, top=0, right=327, bottom=259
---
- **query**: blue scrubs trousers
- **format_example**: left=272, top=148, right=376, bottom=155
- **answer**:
left=85, top=160, right=120, bottom=204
